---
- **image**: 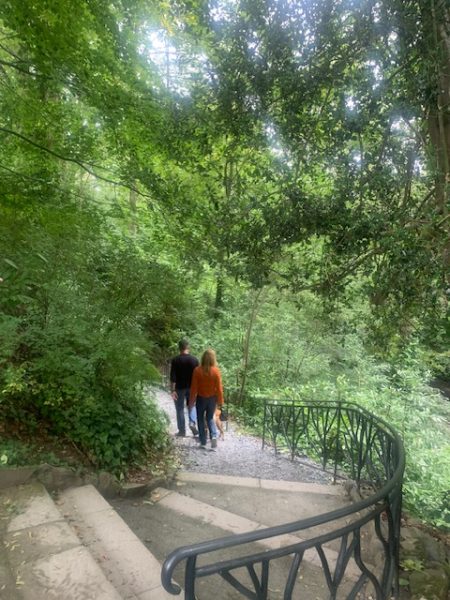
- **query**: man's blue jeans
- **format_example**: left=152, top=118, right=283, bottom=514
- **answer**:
left=196, top=396, right=218, bottom=446
left=175, top=388, right=197, bottom=434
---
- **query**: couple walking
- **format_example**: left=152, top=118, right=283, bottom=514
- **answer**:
left=170, top=339, right=224, bottom=449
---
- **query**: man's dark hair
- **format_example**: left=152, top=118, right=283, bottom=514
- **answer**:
left=178, top=339, right=189, bottom=352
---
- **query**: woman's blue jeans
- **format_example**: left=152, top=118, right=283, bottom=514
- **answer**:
left=196, top=396, right=217, bottom=446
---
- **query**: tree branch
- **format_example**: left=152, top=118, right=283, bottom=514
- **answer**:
left=0, top=42, right=28, bottom=63
left=0, top=161, right=99, bottom=205
left=0, top=126, right=154, bottom=201
left=0, top=58, right=43, bottom=77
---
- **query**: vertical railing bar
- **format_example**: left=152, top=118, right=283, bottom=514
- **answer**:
left=262, top=399, right=267, bottom=450
left=261, top=560, right=269, bottom=600
left=272, top=405, right=278, bottom=454
left=291, top=401, right=295, bottom=461
left=334, top=402, right=342, bottom=483
left=283, top=552, right=303, bottom=600
left=246, top=564, right=262, bottom=596
left=322, top=408, right=328, bottom=468
left=185, top=555, right=197, bottom=600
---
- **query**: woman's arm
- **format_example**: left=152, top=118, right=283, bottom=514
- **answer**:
left=215, top=368, right=224, bottom=405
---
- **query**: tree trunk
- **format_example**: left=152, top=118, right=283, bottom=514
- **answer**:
left=237, top=287, right=265, bottom=405
left=213, top=272, right=224, bottom=319
left=427, top=0, right=450, bottom=216
left=425, top=0, right=450, bottom=278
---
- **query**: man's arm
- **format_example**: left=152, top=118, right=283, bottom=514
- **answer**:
left=188, top=368, right=199, bottom=408
left=169, top=359, right=177, bottom=399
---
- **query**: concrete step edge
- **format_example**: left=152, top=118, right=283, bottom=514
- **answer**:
left=153, top=486, right=361, bottom=582
left=58, top=484, right=175, bottom=600
left=176, top=471, right=343, bottom=496
left=0, top=482, right=122, bottom=600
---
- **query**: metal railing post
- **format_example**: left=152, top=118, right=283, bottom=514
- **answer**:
left=333, top=402, right=342, bottom=484
left=262, top=399, right=267, bottom=450
left=291, top=401, right=295, bottom=461
left=185, top=556, right=197, bottom=600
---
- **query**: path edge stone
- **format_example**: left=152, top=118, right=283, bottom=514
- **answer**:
left=0, top=464, right=170, bottom=499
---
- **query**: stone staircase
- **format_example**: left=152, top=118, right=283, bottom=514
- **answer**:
left=0, top=481, right=171, bottom=600
left=113, top=472, right=370, bottom=599
left=0, top=470, right=372, bottom=599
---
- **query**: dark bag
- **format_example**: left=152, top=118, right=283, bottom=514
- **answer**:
left=219, top=408, right=228, bottom=422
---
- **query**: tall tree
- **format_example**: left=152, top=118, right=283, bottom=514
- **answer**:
left=164, top=0, right=449, bottom=342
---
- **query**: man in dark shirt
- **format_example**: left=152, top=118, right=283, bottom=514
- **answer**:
left=170, top=339, right=199, bottom=437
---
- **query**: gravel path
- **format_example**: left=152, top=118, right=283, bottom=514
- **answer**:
left=153, top=388, right=331, bottom=484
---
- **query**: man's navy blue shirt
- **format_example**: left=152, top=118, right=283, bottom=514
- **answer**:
left=170, top=354, right=199, bottom=389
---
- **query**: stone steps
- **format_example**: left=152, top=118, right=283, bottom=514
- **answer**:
left=170, top=472, right=361, bottom=556
left=1, top=473, right=382, bottom=599
left=58, top=485, right=173, bottom=599
left=0, top=482, right=175, bottom=600
left=110, top=473, right=383, bottom=599
left=175, top=471, right=344, bottom=496
left=113, top=485, right=357, bottom=599
left=0, top=482, right=121, bottom=600
left=153, top=485, right=360, bottom=577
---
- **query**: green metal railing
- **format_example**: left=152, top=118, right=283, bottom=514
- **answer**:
left=161, top=399, right=405, bottom=599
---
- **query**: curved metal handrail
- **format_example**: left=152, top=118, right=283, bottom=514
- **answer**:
left=161, top=400, right=405, bottom=599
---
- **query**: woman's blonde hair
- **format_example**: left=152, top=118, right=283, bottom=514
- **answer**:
left=201, top=348, right=217, bottom=374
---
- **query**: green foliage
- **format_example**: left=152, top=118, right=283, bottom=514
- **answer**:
left=197, top=285, right=450, bottom=528
left=60, top=389, right=170, bottom=474
left=0, top=439, right=63, bottom=468
left=0, top=189, right=180, bottom=473
left=0, top=0, right=448, bottom=529
left=400, top=558, right=425, bottom=573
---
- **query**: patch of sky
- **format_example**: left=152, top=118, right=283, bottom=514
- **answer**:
left=140, top=28, right=212, bottom=96
left=392, top=118, right=424, bottom=165
left=209, top=0, right=239, bottom=24
left=365, top=60, right=383, bottom=87
left=265, top=123, right=291, bottom=163
left=388, top=31, right=398, bottom=44
left=371, top=1, right=382, bottom=24
left=391, top=118, right=417, bottom=139
left=352, top=151, right=362, bottom=165
left=263, top=6, right=276, bottom=27
left=414, top=159, right=426, bottom=177
left=387, top=31, right=399, bottom=57
left=345, top=95, right=357, bottom=110
left=391, top=118, right=405, bottom=132
left=247, top=30, right=262, bottom=58
left=339, top=10, right=355, bottom=34
left=300, top=26, right=316, bottom=49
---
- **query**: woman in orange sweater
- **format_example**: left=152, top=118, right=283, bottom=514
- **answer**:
left=189, top=349, right=224, bottom=449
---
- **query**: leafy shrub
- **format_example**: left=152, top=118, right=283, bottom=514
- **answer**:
left=0, top=196, right=177, bottom=475
left=0, top=439, right=63, bottom=468
left=59, top=389, right=170, bottom=474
